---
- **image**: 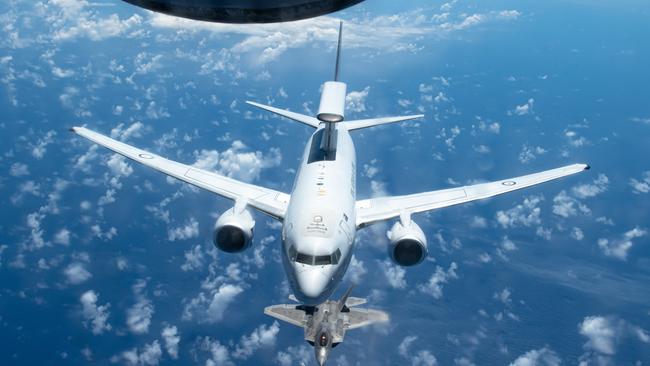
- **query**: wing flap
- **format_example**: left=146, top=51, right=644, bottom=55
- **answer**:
left=356, top=164, right=589, bottom=227
left=345, top=115, right=424, bottom=131
left=72, top=126, right=289, bottom=220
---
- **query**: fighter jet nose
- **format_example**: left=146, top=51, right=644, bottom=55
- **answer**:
left=296, top=269, right=329, bottom=301
left=316, top=345, right=329, bottom=366
left=317, top=354, right=328, bottom=366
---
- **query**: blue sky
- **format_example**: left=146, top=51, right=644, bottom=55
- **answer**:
left=1, top=0, right=649, bottom=365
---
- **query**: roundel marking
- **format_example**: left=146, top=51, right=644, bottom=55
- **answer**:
left=502, top=180, right=516, bottom=186
left=139, top=153, right=154, bottom=159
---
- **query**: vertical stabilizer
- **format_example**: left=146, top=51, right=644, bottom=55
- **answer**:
left=317, top=21, right=347, bottom=123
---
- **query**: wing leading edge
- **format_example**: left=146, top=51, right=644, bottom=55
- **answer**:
left=356, top=163, right=590, bottom=227
left=71, top=127, right=290, bottom=220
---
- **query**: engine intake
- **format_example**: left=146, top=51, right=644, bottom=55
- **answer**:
left=387, top=219, right=427, bottom=266
left=213, top=206, right=254, bottom=253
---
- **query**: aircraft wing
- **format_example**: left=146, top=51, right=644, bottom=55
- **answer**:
left=71, top=127, right=290, bottom=220
left=264, top=304, right=307, bottom=328
left=346, top=308, right=389, bottom=330
left=355, top=164, right=590, bottom=227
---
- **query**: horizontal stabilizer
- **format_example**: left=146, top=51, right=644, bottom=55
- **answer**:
left=347, top=308, right=390, bottom=330
left=345, top=114, right=424, bottom=131
left=264, top=304, right=306, bottom=328
left=345, top=297, right=367, bottom=308
left=246, top=101, right=321, bottom=128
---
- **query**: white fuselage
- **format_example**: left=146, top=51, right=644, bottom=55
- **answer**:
left=282, top=122, right=356, bottom=305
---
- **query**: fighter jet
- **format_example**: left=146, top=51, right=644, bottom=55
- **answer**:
left=71, top=23, right=589, bottom=307
left=265, top=286, right=388, bottom=366
left=121, top=0, right=364, bottom=23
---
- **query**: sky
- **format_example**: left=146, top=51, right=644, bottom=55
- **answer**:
left=1, top=0, right=650, bottom=365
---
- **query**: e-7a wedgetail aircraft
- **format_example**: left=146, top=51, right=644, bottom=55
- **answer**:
left=72, top=23, right=588, bottom=359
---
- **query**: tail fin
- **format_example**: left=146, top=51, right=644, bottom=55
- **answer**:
left=334, top=21, right=343, bottom=82
left=345, top=114, right=425, bottom=131
left=246, top=101, right=320, bottom=128
left=337, top=285, right=355, bottom=312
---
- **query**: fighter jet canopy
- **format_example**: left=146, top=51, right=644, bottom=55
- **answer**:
left=122, top=0, right=364, bottom=23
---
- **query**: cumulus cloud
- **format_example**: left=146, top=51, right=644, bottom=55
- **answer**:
left=181, top=245, right=205, bottom=271
left=510, top=98, right=534, bottom=116
left=379, top=260, right=407, bottom=289
left=110, top=122, right=144, bottom=142
left=161, top=326, right=180, bottom=359
left=120, top=340, right=163, bottom=366
left=344, top=256, right=367, bottom=283
left=509, top=347, right=560, bottom=366
left=418, top=262, right=458, bottom=299
left=346, top=86, right=370, bottom=113
left=80, top=290, right=111, bottom=335
left=495, top=196, right=543, bottom=228
left=571, top=174, right=608, bottom=199
left=167, top=218, right=199, bottom=241
left=31, top=130, right=57, bottom=159
left=54, top=228, right=71, bottom=246
left=127, top=280, right=154, bottom=334
left=193, top=141, right=281, bottom=182
left=629, top=171, right=650, bottom=194
left=233, top=322, right=280, bottom=359
left=64, top=262, right=92, bottom=284
left=183, top=283, right=244, bottom=324
left=9, top=162, right=30, bottom=176
left=519, top=144, right=547, bottom=164
left=579, top=315, right=649, bottom=365
left=597, top=227, right=646, bottom=260
left=552, top=191, right=590, bottom=218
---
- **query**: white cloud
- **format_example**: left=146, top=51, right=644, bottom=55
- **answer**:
left=571, top=174, right=608, bottom=199
left=9, top=162, right=30, bottom=176
left=120, top=340, right=163, bottom=366
left=344, top=256, right=367, bottom=283
left=597, top=227, right=646, bottom=260
left=398, top=335, right=418, bottom=357
left=579, top=316, right=617, bottom=355
left=509, top=347, right=560, bottom=366
left=495, top=196, right=543, bottom=228
left=54, top=228, right=71, bottom=246
left=161, top=326, right=180, bottom=359
left=412, top=350, right=438, bottom=366
left=110, top=122, right=144, bottom=142
left=127, top=280, right=154, bottom=334
left=379, top=260, right=407, bottom=289
left=629, top=171, right=650, bottom=194
left=167, top=218, right=199, bottom=241
left=571, top=227, right=584, bottom=241
left=552, top=191, right=590, bottom=218
left=418, top=262, right=458, bottom=299
left=32, top=130, right=57, bottom=159
left=233, top=322, right=280, bottom=359
left=80, top=290, right=111, bottom=335
left=64, top=262, right=92, bottom=284
left=518, top=144, right=547, bottom=164
left=346, top=86, right=370, bottom=113
left=183, top=283, right=244, bottom=324
left=510, top=98, right=534, bottom=116
left=106, top=154, right=133, bottom=178
left=193, top=141, right=282, bottom=182
left=181, top=245, right=205, bottom=271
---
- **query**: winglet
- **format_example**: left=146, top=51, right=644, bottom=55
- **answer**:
left=246, top=101, right=320, bottom=128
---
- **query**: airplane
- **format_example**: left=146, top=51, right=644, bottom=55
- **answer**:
left=71, top=22, right=589, bottom=307
left=121, top=0, right=364, bottom=23
left=265, top=285, right=388, bottom=366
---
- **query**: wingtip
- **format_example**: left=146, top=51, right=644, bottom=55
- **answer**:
left=584, top=164, right=591, bottom=171
left=69, top=127, right=77, bottom=133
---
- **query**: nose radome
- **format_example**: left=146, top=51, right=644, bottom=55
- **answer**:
left=296, top=269, right=329, bottom=299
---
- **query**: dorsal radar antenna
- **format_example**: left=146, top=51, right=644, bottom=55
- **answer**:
left=334, top=21, right=343, bottom=82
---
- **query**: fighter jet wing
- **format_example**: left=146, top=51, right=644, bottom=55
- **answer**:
left=346, top=308, right=389, bottom=330
left=355, top=164, right=589, bottom=227
left=71, top=127, right=290, bottom=220
left=264, top=304, right=307, bottom=328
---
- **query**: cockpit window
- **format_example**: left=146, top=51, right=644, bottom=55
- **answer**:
left=319, top=332, right=328, bottom=347
left=289, top=246, right=341, bottom=266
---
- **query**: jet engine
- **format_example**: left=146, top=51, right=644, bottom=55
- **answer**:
left=387, top=218, right=427, bottom=266
left=213, top=205, right=254, bottom=253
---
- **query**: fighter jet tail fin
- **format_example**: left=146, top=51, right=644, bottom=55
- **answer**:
left=246, top=101, right=321, bottom=128
left=345, top=114, right=425, bottom=131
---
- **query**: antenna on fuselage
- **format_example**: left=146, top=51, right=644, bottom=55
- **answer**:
left=334, top=21, right=343, bottom=82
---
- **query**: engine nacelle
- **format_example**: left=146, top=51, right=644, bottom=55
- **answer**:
left=213, top=206, right=255, bottom=253
left=387, top=219, right=428, bottom=266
